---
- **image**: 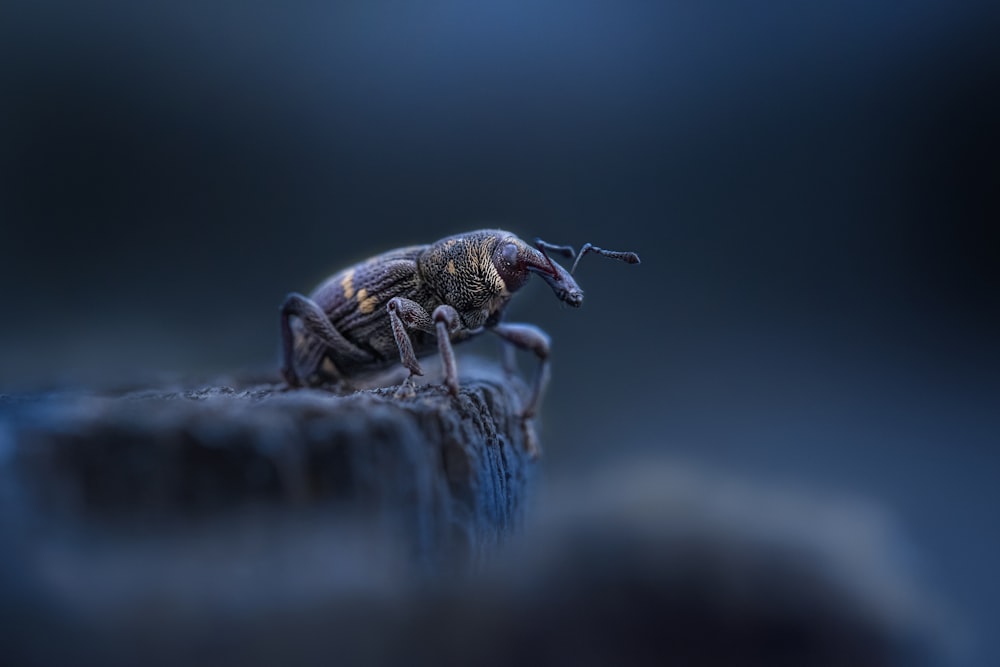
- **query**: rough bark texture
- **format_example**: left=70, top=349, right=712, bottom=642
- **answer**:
left=2, top=361, right=536, bottom=567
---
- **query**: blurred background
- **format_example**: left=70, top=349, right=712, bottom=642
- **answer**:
left=1, top=0, right=997, bottom=663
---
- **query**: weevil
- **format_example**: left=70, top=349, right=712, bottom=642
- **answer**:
left=280, top=229, right=639, bottom=428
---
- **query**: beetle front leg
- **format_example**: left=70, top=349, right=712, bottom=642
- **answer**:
left=500, top=338, right=518, bottom=377
left=387, top=299, right=464, bottom=397
left=432, top=305, right=463, bottom=397
left=488, top=323, right=551, bottom=419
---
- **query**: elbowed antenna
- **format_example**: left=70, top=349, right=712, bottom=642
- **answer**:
left=534, top=237, right=641, bottom=275
left=570, top=243, right=640, bottom=275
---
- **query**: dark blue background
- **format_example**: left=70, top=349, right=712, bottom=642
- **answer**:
left=2, top=1, right=997, bottom=663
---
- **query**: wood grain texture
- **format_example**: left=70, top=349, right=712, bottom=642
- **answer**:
left=2, top=361, right=536, bottom=568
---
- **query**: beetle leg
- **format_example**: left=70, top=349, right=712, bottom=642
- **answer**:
left=488, top=323, right=551, bottom=419
left=280, top=292, right=371, bottom=387
left=491, top=313, right=518, bottom=377
left=386, top=297, right=435, bottom=382
left=432, top=305, right=463, bottom=397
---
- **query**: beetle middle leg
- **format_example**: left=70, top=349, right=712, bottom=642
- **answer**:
left=488, top=323, right=551, bottom=419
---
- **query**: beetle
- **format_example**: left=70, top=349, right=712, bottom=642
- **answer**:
left=280, top=229, right=639, bottom=422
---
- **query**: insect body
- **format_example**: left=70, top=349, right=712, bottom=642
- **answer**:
left=280, top=229, right=639, bottom=422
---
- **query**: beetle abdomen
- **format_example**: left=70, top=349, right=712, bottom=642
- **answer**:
left=308, top=245, right=441, bottom=369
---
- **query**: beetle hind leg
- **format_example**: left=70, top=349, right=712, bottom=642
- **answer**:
left=280, top=292, right=370, bottom=388
left=282, top=334, right=334, bottom=387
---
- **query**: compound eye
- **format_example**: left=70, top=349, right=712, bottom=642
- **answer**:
left=500, top=242, right=519, bottom=267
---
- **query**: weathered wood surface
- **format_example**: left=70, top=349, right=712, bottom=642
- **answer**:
left=0, top=363, right=943, bottom=667
left=1, top=361, right=536, bottom=567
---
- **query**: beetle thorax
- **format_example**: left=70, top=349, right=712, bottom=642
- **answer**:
left=417, top=231, right=510, bottom=319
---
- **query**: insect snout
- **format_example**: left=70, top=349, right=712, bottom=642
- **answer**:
left=562, top=289, right=584, bottom=307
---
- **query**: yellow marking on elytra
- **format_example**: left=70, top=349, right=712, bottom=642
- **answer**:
left=356, top=288, right=379, bottom=314
left=340, top=270, right=355, bottom=300
left=447, top=260, right=457, bottom=275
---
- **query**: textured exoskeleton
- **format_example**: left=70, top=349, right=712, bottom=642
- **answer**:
left=280, top=229, right=638, bottom=430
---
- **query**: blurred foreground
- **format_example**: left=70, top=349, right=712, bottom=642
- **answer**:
left=1, top=374, right=950, bottom=666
